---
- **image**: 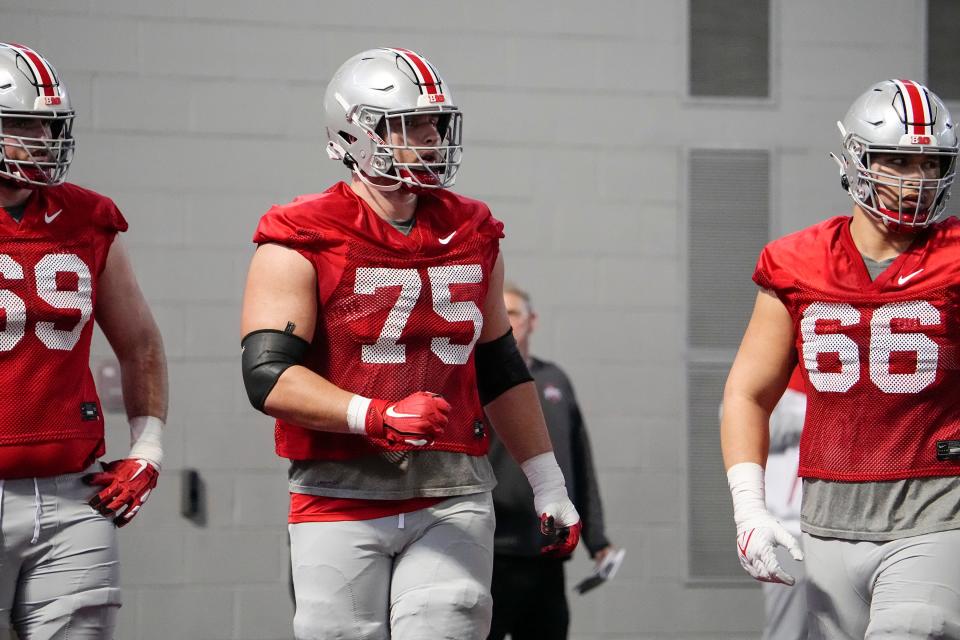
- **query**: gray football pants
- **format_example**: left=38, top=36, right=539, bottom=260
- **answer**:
left=289, top=492, right=495, bottom=640
left=0, top=469, right=120, bottom=640
left=804, top=529, right=960, bottom=639
left=761, top=545, right=808, bottom=640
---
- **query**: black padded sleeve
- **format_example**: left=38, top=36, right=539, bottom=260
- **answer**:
left=474, top=328, right=534, bottom=405
left=241, top=328, right=310, bottom=412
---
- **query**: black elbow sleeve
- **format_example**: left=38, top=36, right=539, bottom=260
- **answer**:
left=474, top=328, right=534, bottom=405
left=241, top=329, right=310, bottom=412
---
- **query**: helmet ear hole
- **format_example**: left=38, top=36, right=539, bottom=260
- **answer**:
left=338, top=131, right=357, bottom=145
left=840, top=174, right=850, bottom=192
left=437, top=114, right=451, bottom=138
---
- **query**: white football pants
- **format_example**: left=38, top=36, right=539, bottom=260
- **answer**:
left=761, top=545, right=808, bottom=640
left=804, top=529, right=960, bottom=639
left=289, top=492, right=495, bottom=640
left=0, top=468, right=120, bottom=639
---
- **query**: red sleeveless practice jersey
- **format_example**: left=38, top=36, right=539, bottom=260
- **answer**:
left=254, top=182, right=504, bottom=461
left=0, top=183, right=127, bottom=479
left=786, top=365, right=805, bottom=393
left=754, top=215, right=960, bottom=481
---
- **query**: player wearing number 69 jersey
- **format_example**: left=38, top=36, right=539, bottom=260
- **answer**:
left=240, top=48, right=579, bottom=640
left=722, top=79, right=960, bottom=640
left=0, top=43, right=168, bottom=638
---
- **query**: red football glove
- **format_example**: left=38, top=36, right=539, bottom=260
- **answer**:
left=84, top=458, right=159, bottom=527
left=367, top=392, right=449, bottom=446
left=539, top=502, right=582, bottom=557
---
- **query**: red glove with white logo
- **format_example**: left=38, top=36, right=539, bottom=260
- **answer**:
left=521, top=452, right=582, bottom=557
left=348, top=392, right=449, bottom=446
left=84, top=458, right=159, bottom=528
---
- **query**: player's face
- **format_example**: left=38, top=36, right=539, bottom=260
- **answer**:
left=504, top=292, right=535, bottom=346
left=0, top=116, right=55, bottom=187
left=869, top=152, right=940, bottom=213
left=386, top=113, right=442, bottom=165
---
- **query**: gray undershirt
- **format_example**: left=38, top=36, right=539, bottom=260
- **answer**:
left=801, top=254, right=960, bottom=541
left=289, top=451, right=496, bottom=500
left=387, top=216, right=415, bottom=236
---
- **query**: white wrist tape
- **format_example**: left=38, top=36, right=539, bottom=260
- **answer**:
left=346, top=395, right=372, bottom=435
left=521, top=451, right=568, bottom=513
left=726, top=461, right=767, bottom=525
left=128, top=416, right=164, bottom=469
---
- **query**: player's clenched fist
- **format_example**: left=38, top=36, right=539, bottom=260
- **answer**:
left=84, top=458, right=160, bottom=527
left=348, top=391, right=449, bottom=446
left=539, top=504, right=582, bottom=557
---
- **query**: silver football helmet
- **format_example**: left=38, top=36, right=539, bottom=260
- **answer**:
left=832, top=79, right=958, bottom=229
left=0, top=43, right=75, bottom=187
left=324, top=48, right=462, bottom=190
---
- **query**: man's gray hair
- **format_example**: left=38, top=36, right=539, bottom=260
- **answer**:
left=503, top=281, right=533, bottom=314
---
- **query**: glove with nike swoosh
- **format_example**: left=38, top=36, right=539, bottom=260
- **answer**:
left=347, top=391, right=449, bottom=446
left=84, top=416, right=164, bottom=527
left=728, top=462, right=803, bottom=585
left=85, top=458, right=160, bottom=527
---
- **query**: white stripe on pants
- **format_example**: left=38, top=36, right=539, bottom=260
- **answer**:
left=289, top=492, right=495, bottom=640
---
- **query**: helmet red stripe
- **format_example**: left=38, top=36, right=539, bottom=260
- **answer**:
left=394, top=48, right=440, bottom=95
left=899, top=79, right=928, bottom=135
left=7, top=43, right=57, bottom=97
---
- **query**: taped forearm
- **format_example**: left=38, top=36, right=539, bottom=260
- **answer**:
left=521, top=451, right=569, bottom=514
left=128, top=416, right=164, bottom=468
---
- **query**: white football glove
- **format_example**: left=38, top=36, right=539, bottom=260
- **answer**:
left=727, top=462, right=803, bottom=585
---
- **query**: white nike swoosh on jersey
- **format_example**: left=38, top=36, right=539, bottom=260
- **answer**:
left=44, top=209, right=62, bottom=223
left=438, top=231, right=456, bottom=245
left=385, top=406, right=421, bottom=419
left=898, top=269, right=924, bottom=285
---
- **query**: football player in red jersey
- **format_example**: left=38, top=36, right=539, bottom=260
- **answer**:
left=240, top=48, right=580, bottom=639
left=722, top=79, right=960, bottom=639
left=0, top=43, right=167, bottom=638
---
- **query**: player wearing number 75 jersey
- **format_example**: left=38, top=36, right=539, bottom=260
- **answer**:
left=240, top=48, right=579, bottom=640
left=0, top=43, right=167, bottom=638
left=722, top=79, right=960, bottom=640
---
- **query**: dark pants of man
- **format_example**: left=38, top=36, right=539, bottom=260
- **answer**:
left=488, top=555, right=568, bottom=640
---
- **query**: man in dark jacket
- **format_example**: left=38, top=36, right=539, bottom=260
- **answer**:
left=487, top=283, right=615, bottom=640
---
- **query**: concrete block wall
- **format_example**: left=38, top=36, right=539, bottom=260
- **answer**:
left=0, top=1, right=927, bottom=637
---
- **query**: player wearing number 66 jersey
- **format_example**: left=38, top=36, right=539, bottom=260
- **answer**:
left=722, top=79, right=960, bottom=640
left=240, top=48, right=579, bottom=640
left=0, top=43, right=167, bottom=638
